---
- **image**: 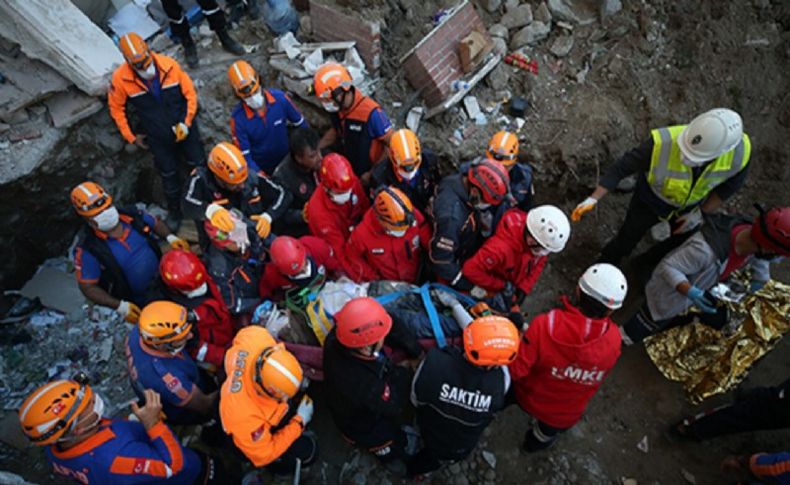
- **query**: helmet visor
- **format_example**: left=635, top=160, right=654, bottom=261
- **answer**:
left=130, top=54, right=152, bottom=71
left=490, top=151, right=516, bottom=163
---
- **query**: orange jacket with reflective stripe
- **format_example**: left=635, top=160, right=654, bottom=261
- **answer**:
left=108, top=53, right=198, bottom=144
left=219, top=326, right=304, bottom=467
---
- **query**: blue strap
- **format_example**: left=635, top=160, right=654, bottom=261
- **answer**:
left=427, top=283, right=477, bottom=306
left=374, top=290, right=412, bottom=306
left=420, top=284, right=447, bottom=348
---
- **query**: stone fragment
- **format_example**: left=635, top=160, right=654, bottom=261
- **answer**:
left=600, top=0, right=622, bottom=18
left=549, top=34, right=574, bottom=57
left=486, top=63, right=511, bottom=91
left=478, top=0, right=502, bottom=13
left=501, top=4, right=532, bottom=29
left=510, top=21, right=550, bottom=48
left=489, top=23, right=509, bottom=40
left=534, top=1, right=552, bottom=23
left=492, top=37, right=508, bottom=56
left=547, top=0, right=596, bottom=25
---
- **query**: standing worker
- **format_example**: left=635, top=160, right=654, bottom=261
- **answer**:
left=108, top=32, right=205, bottom=230
left=509, top=264, right=627, bottom=451
left=161, top=0, right=245, bottom=67
left=313, top=62, right=393, bottom=183
left=228, top=60, right=308, bottom=175
left=486, top=130, right=534, bottom=210
left=572, top=108, right=751, bottom=265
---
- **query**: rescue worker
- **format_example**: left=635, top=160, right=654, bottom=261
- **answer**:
left=462, top=206, right=571, bottom=309
left=19, top=378, right=217, bottom=483
left=272, top=127, right=322, bottom=237
left=572, top=108, right=751, bottom=265
left=509, top=263, right=628, bottom=451
left=370, top=128, right=440, bottom=216
left=621, top=206, right=790, bottom=344
left=183, top=141, right=291, bottom=243
left=220, top=325, right=317, bottom=473
left=430, top=159, right=511, bottom=290
left=161, top=0, right=244, bottom=68
left=323, top=297, right=413, bottom=463
left=305, top=153, right=370, bottom=256
left=344, top=186, right=432, bottom=283
left=486, top=130, right=534, bottom=210
left=721, top=451, right=790, bottom=484
left=125, top=301, right=218, bottom=425
left=148, top=250, right=234, bottom=369
left=109, top=32, right=205, bottom=230
left=313, top=62, right=393, bottom=182
left=71, top=181, right=188, bottom=324
left=228, top=60, right=308, bottom=175
left=259, top=235, right=341, bottom=301
left=409, top=313, right=519, bottom=478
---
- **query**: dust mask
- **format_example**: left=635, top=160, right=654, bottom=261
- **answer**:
left=59, top=394, right=104, bottom=442
left=330, top=190, right=352, bottom=204
left=136, top=64, right=156, bottom=81
left=475, top=202, right=491, bottom=211
left=183, top=282, right=208, bottom=298
left=398, top=169, right=417, bottom=181
left=290, top=260, right=314, bottom=281
left=322, top=101, right=339, bottom=113
left=530, top=246, right=550, bottom=257
left=93, top=206, right=120, bottom=232
left=245, top=91, right=265, bottom=110
left=387, top=228, right=407, bottom=238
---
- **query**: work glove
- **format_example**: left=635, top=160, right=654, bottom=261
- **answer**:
left=672, top=208, right=702, bottom=235
left=251, top=213, right=272, bottom=238
left=750, top=279, right=767, bottom=294
left=172, top=122, right=189, bottom=142
left=296, top=395, right=314, bottom=426
left=571, top=197, right=597, bottom=222
left=252, top=300, right=274, bottom=325
left=116, top=300, right=141, bottom=323
left=470, top=285, right=488, bottom=299
left=205, top=203, right=234, bottom=232
left=166, top=234, right=190, bottom=251
left=687, top=286, right=717, bottom=314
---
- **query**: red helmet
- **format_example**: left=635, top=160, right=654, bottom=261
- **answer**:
left=270, top=236, right=308, bottom=277
left=334, top=297, right=392, bottom=348
left=467, top=159, right=510, bottom=205
left=752, top=207, right=790, bottom=256
left=159, top=250, right=207, bottom=292
left=319, top=153, right=355, bottom=193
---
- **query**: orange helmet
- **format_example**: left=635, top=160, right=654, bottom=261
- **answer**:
left=228, top=60, right=260, bottom=98
left=71, top=182, right=113, bottom=217
left=313, top=62, right=353, bottom=99
left=208, top=142, right=249, bottom=185
left=468, top=159, right=510, bottom=205
left=463, top=315, right=520, bottom=366
left=119, top=32, right=152, bottom=70
left=335, top=297, right=392, bottom=348
left=19, top=379, right=94, bottom=445
left=253, top=344, right=303, bottom=400
left=138, top=301, right=192, bottom=346
left=389, top=129, right=422, bottom=177
left=486, top=131, right=519, bottom=167
left=374, top=187, right=415, bottom=232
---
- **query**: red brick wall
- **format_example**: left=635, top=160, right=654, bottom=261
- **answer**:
left=310, top=0, right=381, bottom=72
left=402, top=1, right=489, bottom=107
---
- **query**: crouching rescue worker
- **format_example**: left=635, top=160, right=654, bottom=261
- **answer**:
left=430, top=159, right=511, bottom=290
left=510, top=263, right=627, bottom=451
left=260, top=235, right=341, bottom=301
left=228, top=60, right=308, bottom=175
left=19, top=377, right=219, bottom=483
left=272, top=127, right=323, bottom=237
left=220, top=326, right=317, bottom=474
left=148, top=250, right=234, bottom=369
left=72, top=181, right=188, bottom=324
left=183, top=141, right=291, bottom=243
left=486, top=130, right=534, bottom=210
left=621, top=206, right=790, bottom=344
left=463, top=205, right=571, bottom=310
left=109, top=32, right=205, bottom=230
left=323, top=298, right=412, bottom=464
left=125, top=301, right=219, bottom=425
left=305, top=153, right=370, bottom=256
left=344, top=187, right=431, bottom=283
left=409, top=314, right=519, bottom=478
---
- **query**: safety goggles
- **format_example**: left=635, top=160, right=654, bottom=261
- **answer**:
left=490, top=151, right=517, bottom=163
left=397, top=158, right=421, bottom=172
left=236, top=82, right=258, bottom=97
left=130, top=55, right=152, bottom=71
left=78, top=193, right=111, bottom=214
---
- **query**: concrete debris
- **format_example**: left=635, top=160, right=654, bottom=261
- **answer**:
left=681, top=468, right=696, bottom=484
left=549, top=35, right=574, bottom=57
left=486, top=63, right=511, bottom=91
left=501, top=4, right=533, bottom=30
left=636, top=435, right=649, bottom=453
left=510, top=21, right=551, bottom=49
left=547, top=0, right=597, bottom=25
left=534, top=1, right=552, bottom=24
left=0, top=471, right=37, bottom=485
left=43, top=88, right=102, bottom=129
left=478, top=0, right=502, bottom=13
left=0, top=51, right=70, bottom=121
left=482, top=450, right=497, bottom=468
left=21, top=261, right=87, bottom=318
left=406, top=106, right=424, bottom=133
left=599, top=0, right=623, bottom=18
left=503, top=0, right=519, bottom=12
left=488, top=24, right=509, bottom=40
left=107, top=1, right=160, bottom=39
left=492, top=37, right=508, bottom=56
left=620, top=479, right=638, bottom=485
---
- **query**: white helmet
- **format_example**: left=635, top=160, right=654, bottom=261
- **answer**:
left=678, top=108, right=743, bottom=166
left=578, top=263, right=628, bottom=310
left=526, top=205, right=570, bottom=253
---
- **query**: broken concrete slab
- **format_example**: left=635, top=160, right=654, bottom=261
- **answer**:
left=20, top=266, right=86, bottom=319
left=488, top=24, right=509, bottom=40
left=547, top=0, right=597, bottom=25
left=510, top=21, right=551, bottom=48
left=501, top=4, right=533, bottom=30
left=550, top=35, right=574, bottom=57
left=534, top=1, right=552, bottom=23
left=600, top=0, right=623, bottom=18
left=43, top=88, right=103, bottom=129
left=0, top=51, right=70, bottom=120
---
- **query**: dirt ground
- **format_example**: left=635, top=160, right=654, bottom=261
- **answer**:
left=1, top=0, right=789, bottom=483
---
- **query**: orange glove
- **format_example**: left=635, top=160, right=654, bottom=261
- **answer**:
left=571, top=197, right=598, bottom=222
left=205, top=203, right=234, bottom=232
left=116, top=300, right=141, bottom=323
left=173, top=122, right=189, bottom=142
left=166, top=234, right=190, bottom=251
left=251, top=213, right=272, bottom=238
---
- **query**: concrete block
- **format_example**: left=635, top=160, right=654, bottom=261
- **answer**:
left=43, top=88, right=103, bottom=128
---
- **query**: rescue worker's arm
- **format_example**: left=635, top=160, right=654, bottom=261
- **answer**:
left=416, top=212, right=433, bottom=251
left=367, top=108, right=393, bottom=163
left=78, top=282, right=121, bottom=310
left=182, top=171, right=211, bottom=221
left=182, top=388, right=218, bottom=416
left=748, top=452, right=790, bottom=482
left=362, top=375, right=405, bottom=418
left=176, top=65, right=198, bottom=127
left=508, top=317, right=541, bottom=382
left=342, top=230, right=380, bottom=282
left=429, top=217, right=473, bottom=290
left=230, top=116, right=262, bottom=174
left=74, top=247, right=122, bottom=309
left=705, top=162, right=749, bottom=212
left=514, top=255, right=548, bottom=296
left=232, top=416, right=305, bottom=468
left=307, top=209, right=346, bottom=257
left=461, top=242, right=507, bottom=293
left=598, top=138, right=654, bottom=192
left=284, top=93, right=307, bottom=128
left=256, top=173, right=292, bottom=221
left=319, top=127, right=338, bottom=150
left=654, top=236, right=716, bottom=295
left=107, top=74, right=135, bottom=144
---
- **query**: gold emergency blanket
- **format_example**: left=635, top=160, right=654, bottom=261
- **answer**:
left=644, top=279, right=790, bottom=404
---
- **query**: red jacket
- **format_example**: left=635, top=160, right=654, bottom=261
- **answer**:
left=305, top=180, right=370, bottom=256
left=191, top=278, right=235, bottom=368
left=344, top=208, right=432, bottom=283
left=259, top=236, right=342, bottom=300
left=462, top=208, right=547, bottom=294
left=509, top=298, right=621, bottom=428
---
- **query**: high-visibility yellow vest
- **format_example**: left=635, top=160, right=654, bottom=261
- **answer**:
left=647, top=125, right=751, bottom=208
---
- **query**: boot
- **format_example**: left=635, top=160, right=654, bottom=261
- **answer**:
left=216, top=28, right=245, bottom=55
left=166, top=206, right=183, bottom=232
left=181, top=34, right=199, bottom=68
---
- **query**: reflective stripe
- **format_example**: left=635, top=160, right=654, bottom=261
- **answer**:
left=267, top=357, right=301, bottom=389
left=218, top=143, right=244, bottom=170
left=19, top=381, right=63, bottom=421
left=202, top=7, right=221, bottom=15
left=397, top=129, right=411, bottom=160
left=231, top=62, right=247, bottom=84
left=123, top=36, right=138, bottom=56
left=320, top=69, right=343, bottom=84
left=161, top=82, right=180, bottom=89
left=498, top=132, right=511, bottom=151
left=129, top=91, right=147, bottom=98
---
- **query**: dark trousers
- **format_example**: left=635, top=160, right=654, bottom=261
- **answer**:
left=147, top=121, right=205, bottom=213
left=266, top=433, right=318, bottom=475
left=342, top=419, right=408, bottom=463
left=681, top=379, right=790, bottom=440
left=162, top=0, right=227, bottom=39
left=407, top=446, right=470, bottom=478
left=623, top=301, right=729, bottom=344
left=523, top=420, right=566, bottom=452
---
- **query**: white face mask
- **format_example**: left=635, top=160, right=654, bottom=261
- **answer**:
left=182, top=282, right=208, bottom=298
left=398, top=169, right=418, bottom=181
left=93, top=206, right=120, bottom=232
left=136, top=63, right=156, bottom=81
left=475, top=202, right=491, bottom=211
left=245, top=91, right=265, bottom=110
left=322, top=101, right=339, bottom=113
left=330, top=190, right=352, bottom=204
left=386, top=228, right=407, bottom=238
left=290, top=260, right=313, bottom=280
left=60, top=394, right=104, bottom=442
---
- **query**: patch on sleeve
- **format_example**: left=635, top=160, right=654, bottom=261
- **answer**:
left=381, top=383, right=391, bottom=401
left=162, top=373, right=189, bottom=400
left=371, top=248, right=385, bottom=255
left=251, top=423, right=267, bottom=442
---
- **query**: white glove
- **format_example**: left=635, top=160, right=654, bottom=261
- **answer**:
left=296, top=395, right=314, bottom=425
left=470, top=286, right=488, bottom=299
left=116, top=300, right=141, bottom=323
left=672, top=207, right=703, bottom=235
left=571, top=197, right=598, bottom=222
left=435, top=289, right=460, bottom=308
